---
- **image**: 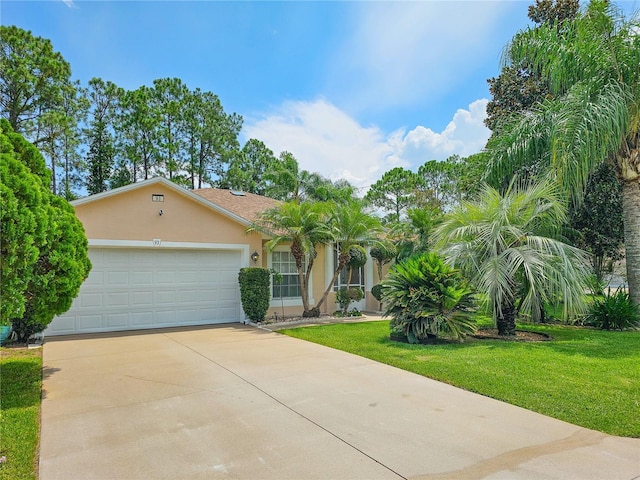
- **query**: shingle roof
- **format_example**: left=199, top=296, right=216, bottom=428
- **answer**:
left=192, top=188, right=280, bottom=224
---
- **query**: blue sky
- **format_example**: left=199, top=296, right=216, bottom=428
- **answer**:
left=4, top=0, right=638, bottom=192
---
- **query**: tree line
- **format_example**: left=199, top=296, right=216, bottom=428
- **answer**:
left=0, top=25, right=358, bottom=201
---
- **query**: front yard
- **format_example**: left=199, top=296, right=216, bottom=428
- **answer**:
left=0, top=347, right=42, bottom=480
left=280, top=320, right=640, bottom=438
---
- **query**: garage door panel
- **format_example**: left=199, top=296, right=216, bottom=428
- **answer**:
left=132, top=291, right=153, bottom=306
left=107, top=292, right=129, bottom=306
left=154, top=310, right=176, bottom=324
left=176, top=271, right=198, bottom=284
left=107, top=313, right=128, bottom=328
left=84, top=271, right=105, bottom=286
left=48, top=248, right=243, bottom=335
left=155, top=271, right=176, bottom=284
left=131, top=271, right=153, bottom=286
left=132, top=312, right=153, bottom=326
left=78, top=314, right=103, bottom=330
left=178, top=290, right=200, bottom=303
left=81, top=293, right=103, bottom=308
left=107, top=271, right=129, bottom=285
left=153, top=290, right=176, bottom=304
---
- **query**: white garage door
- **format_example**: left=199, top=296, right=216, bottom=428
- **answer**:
left=48, top=247, right=243, bottom=335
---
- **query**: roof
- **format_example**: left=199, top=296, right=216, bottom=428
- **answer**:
left=192, top=188, right=281, bottom=224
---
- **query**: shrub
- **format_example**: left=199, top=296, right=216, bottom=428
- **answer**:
left=371, top=284, right=383, bottom=302
left=336, top=287, right=364, bottom=314
left=381, top=252, right=476, bottom=342
left=347, top=245, right=367, bottom=269
left=585, top=288, right=640, bottom=330
left=238, top=267, right=271, bottom=322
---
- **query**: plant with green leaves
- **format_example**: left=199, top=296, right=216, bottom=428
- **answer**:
left=370, top=241, right=396, bottom=281
left=487, top=0, right=640, bottom=306
left=585, top=288, right=640, bottom=330
left=0, top=119, right=91, bottom=340
left=238, top=267, right=271, bottom=322
left=381, top=252, right=476, bottom=343
left=335, top=287, right=364, bottom=315
left=432, top=180, right=591, bottom=336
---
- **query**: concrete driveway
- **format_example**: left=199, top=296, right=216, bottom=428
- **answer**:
left=40, top=324, right=639, bottom=480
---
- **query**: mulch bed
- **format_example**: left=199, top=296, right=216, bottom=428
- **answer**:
left=472, top=328, right=552, bottom=342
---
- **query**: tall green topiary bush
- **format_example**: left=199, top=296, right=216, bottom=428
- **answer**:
left=238, top=267, right=271, bottom=322
left=381, top=252, right=476, bottom=342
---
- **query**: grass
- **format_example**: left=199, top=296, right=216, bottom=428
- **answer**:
left=280, top=320, right=640, bottom=438
left=0, top=347, right=42, bottom=480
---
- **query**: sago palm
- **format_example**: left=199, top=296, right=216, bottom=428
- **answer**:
left=487, top=0, right=640, bottom=305
left=382, top=252, right=476, bottom=343
left=432, top=181, right=591, bottom=336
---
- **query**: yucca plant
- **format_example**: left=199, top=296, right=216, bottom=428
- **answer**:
left=585, top=288, right=640, bottom=330
left=381, top=252, right=476, bottom=343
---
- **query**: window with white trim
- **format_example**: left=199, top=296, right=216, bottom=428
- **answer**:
left=271, top=250, right=303, bottom=298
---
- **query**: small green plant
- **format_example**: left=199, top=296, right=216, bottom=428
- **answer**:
left=585, top=287, right=640, bottom=330
left=371, top=284, right=383, bottom=302
left=371, top=284, right=384, bottom=310
left=381, top=252, right=476, bottom=342
left=335, top=287, right=364, bottom=314
left=332, top=309, right=363, bottom=318
left=238, top=267, right=271, bottom=322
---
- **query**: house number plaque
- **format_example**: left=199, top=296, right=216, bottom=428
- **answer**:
left=152, top=238, right=162, bottom=247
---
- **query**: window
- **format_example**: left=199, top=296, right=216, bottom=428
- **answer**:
left=271, top=250, right=302, bottom=298
left=333, top=246, right=364, bottom=291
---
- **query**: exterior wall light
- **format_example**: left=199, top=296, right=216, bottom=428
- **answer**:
left=251, top=251, right=260, bottom=263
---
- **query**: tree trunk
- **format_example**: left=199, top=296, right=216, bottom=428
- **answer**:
left=622, top=179, right=640, bottom=306
left=497, top=303, right=517, bottom=336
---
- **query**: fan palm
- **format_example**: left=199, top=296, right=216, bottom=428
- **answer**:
left=432, top=181, right=591, bottom=336
left=487, top=0, right=640, bottom=305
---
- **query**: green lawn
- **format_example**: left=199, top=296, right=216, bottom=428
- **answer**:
left=0, top=347, right=42, bottom=480
left=280, top=320, right=640, bottom=438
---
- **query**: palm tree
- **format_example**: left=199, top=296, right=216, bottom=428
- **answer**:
left=248, top=201, right=330, bottom=317
left=432, top=181, right=591, bottom=336
left=313, top=200, right=383, bottom=315
left=487, top=0, right=640, bottom=305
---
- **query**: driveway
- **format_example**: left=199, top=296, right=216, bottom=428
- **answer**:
left=40, top=324, right=640, bottom=479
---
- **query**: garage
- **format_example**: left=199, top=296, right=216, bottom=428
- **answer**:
left=47, top=247, right=243, bottom=336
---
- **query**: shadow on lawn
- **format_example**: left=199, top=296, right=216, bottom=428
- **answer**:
left=379, top=326, right=640, bottom=359
left=0, top=360, right=45, bottom=409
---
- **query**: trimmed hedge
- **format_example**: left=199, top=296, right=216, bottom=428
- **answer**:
left=238, top=267, right=271, bottom=322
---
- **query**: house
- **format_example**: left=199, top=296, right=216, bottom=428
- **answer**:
left=47, top=177, right=382, bottom=336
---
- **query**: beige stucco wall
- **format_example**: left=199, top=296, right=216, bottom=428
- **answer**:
left=74, top=182, right=263, bottom=262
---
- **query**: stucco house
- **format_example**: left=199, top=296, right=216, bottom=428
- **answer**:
left=47, top=177, right=381, bottom=336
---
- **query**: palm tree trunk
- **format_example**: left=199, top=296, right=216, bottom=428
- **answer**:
left=622, top=179, right=640, bottom=306
left=497, top=303, right=517, bottom=336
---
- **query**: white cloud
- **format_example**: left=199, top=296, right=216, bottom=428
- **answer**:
left=243, top=98, right=490, bottom=194
left=388, top=99, right=491, bottom=166
left=61, top=0, right=75, bottom=7
left=243, top=99, right=401, bottom=194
